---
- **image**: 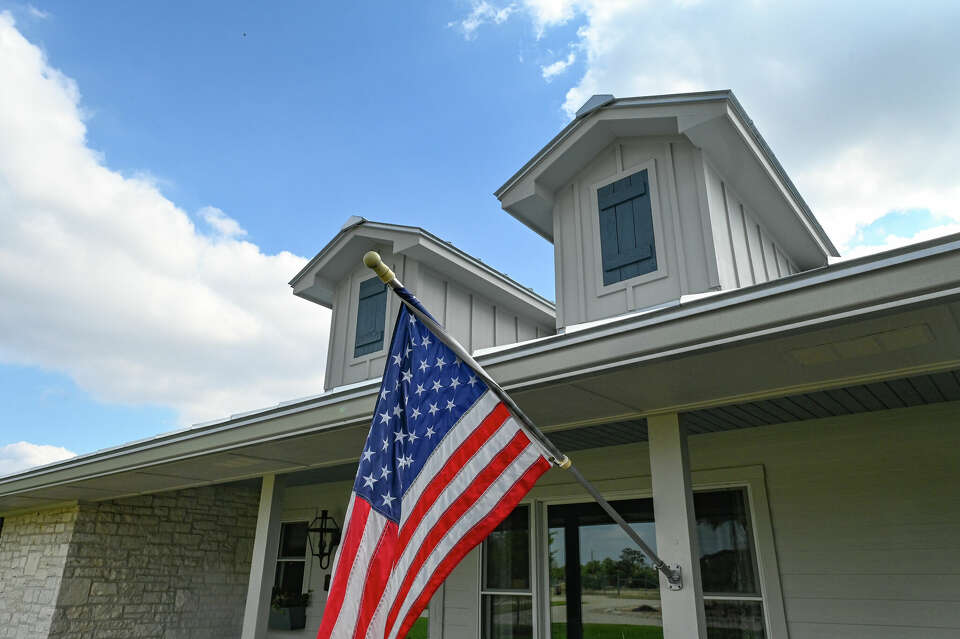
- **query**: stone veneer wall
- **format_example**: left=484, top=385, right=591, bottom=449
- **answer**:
left=0, top=506, right=80, bottom=639
left=0, top=480, right=260, bottom=639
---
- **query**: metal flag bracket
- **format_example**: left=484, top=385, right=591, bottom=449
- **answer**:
left=362, top=250, right=685, bottom=591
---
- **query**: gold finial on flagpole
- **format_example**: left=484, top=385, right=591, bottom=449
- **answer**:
left=363, top=251, right=396, bottom=285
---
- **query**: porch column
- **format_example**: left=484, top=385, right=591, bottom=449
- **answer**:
left=647, top=412, right=707, bottom=639
left=241, top=473, right=285, bottom=639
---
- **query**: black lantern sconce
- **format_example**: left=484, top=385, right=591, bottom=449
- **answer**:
left=307, top=510, right=341, bottom=570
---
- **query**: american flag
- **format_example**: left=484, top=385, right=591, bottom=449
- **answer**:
left=316, top=292, right=552, bottom=639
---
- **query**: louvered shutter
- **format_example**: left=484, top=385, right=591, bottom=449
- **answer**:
left=354, top=276, right=387, bottom=357
left=597, top=169, right=657, bottom=285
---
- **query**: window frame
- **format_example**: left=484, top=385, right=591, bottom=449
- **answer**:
left=522, top=465, right=787, bottom=639
left=478, top=499, right=538, bottom=639
left=274, top=519, right=309, bottom=599
left=589, top=154, right=670, bottom=296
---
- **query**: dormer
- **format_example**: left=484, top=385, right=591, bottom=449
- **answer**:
left=290, top=218, right=556, bottom=390
left=496, top=91, right=838, bottom=330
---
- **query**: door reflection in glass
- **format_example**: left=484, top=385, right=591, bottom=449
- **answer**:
left=548, top=499, right=662, bottom=639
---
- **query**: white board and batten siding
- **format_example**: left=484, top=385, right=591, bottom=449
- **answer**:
left=700, top=156, right=798, bottom=290
left=550, top=136, right=799, bottom=329
left=324, top=251, right=554, bottom=390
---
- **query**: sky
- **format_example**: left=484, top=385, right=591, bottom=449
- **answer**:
left=1, top=0, right=959, bottom=475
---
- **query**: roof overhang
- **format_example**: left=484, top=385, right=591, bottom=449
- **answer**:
left=495, top=90, right=838, bottom=269
left=3, top=233, right=959, bottom=515
left=288, top=218, right=555, bottom=325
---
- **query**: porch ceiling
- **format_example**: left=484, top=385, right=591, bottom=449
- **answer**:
left=2, top=236, right=960, bottom=515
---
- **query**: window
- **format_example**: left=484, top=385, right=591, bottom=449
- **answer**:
left=597, top=169, right=657, bottom=286
left=484, top=488, right=770, bottom=639
left=355, top=276, right=388, bottom=358
left=481, top=504, right=533, bottom=639
left=274, top=521, right=308, bottom=601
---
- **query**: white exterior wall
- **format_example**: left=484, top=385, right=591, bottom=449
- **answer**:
left=435, top=401, right=960, bottom=638
left=700, top=156, right=797, bottom=289
left=325, top=252, right=553, bottom=390
left=551, top=136, right=801, bottom=329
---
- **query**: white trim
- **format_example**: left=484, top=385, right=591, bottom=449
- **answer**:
left=590, top=158, right=670, bottom=300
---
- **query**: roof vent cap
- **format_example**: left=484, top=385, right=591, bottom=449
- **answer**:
left=341, top=215, right=366, bottom=231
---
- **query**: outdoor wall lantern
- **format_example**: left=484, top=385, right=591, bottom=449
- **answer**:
left=307, top=509, right=341, bottom=570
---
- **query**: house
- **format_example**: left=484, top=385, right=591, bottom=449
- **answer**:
left=1, top=90, right=959, bottom=639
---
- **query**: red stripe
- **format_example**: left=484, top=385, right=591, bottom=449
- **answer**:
left=393, top=456, right=551, bottom=639
left=315, top=496, right=371, bottom=639
left=384, top=429, right=531, bottom=638
left=397, top=402, right=510, bottom=553
left=350, top=521, right=398, bottom=639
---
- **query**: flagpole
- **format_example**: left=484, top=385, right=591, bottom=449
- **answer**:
left=362, top=252, right=683, bottom=590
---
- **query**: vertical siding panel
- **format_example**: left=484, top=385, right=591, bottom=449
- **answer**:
left=742, top=209, right=767, bottom=284
left=723, top=183, right=753, bottom=286
left=445, top=283, right=472, bottom=350
left=419, top=267, right=446, bottom=325
left=494, top=307, right=517, bottom=346
left=517, top=317, right=536, bottom=342
left=701, top=161, right=739, bottom=289
left=471, top=298, right=495, bottom=350
left=442, top=548, right=480, bottom=639
left=775, top=246, right=790, bottom=278
left=761, top=230, right=779, bottom=280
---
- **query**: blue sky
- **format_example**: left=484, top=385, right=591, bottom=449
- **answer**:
left=2, top=0, right=959, bottom=473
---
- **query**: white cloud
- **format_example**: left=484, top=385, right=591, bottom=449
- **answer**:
left=0, top=13, right=330, bottom=427
left=468, top=0, right=960, bottom=255
left=451, top=1, right=518, bottom=39
left=541, top=51, right=576, bottom=80
left=0, top=441, right=76, bottom=476
left=27, top=5, right=49, bottom=19
left=200, top=205, right=247, bottom=239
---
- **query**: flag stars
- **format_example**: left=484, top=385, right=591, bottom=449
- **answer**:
left=414, top=384, right=426, bottom=397
left=382, top=438, right=389, bottom=451
left=392, top=404, right=403, bottom=417
left=379, top=411, right=391, bottom=425
left=380, top=466, right=392, bottom=480
left=362, top=473, right=377, bottom=489
left=394, top=429, right=407, bottom=443
left=361, top=448, right=375, bottom=462
left=418, top=359, right=430, bottom=373
left=428, top=402, right=439, bottom=416
left=410, top=407, right=422, bottom=419
left=421, top=335, right=432, bottom=347
left=404, top=344, right=413, bottom=357
left=449, top=377, right=461, bottom=390
left=407, top=431, right=419, bottom=444
left=381, top=492, right=396, bottom=508
left=425, top=426, right=435, bottom=439
left=446, top=399, right=456, bottom=412
left=380, top=389, right=390, bottom=400
left=392, top=353, right=403, bottom=366
left=431, top=380, right=444, bottom=393
left=435, top=356, right=446, bottom=370
left=468, top=375, right=477, bottom=387
left=401, top=369, right=413, bottom=383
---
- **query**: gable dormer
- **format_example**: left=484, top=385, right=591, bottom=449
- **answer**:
left=290, top=218, right=555, bottom=390
left=496, top=91, right=838, bottom=330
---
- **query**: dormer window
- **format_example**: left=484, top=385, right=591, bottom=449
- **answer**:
left=354, top=276, right=387, bottom=358
left=598, top=168, right=657, bottom=286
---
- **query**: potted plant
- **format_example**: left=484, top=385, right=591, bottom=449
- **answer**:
left=269, top=589, right=311, bottom=630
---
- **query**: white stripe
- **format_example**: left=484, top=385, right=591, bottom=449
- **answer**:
left=393, top=417, right=522, bottom=576
left=329, top=503, right=388, bottom=639
left=386, top=444, right=542, bottom=639
left=325, top=492, right=358, bottom=588
left=402, top=390, right=498, bottom=513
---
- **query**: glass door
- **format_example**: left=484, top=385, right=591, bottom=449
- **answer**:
left=547, top=499, right=661, bottom=639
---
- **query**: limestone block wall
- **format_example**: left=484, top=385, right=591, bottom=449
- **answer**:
left=48, top=481, right=260, bottom=639
left=0, top=506, right=79, bottom=639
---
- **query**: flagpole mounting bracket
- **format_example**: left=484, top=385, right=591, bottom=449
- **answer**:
left=666, top=565, right=683, bottom=590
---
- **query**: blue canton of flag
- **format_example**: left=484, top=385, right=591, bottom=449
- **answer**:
left=317, top=289, right=552, bottom=639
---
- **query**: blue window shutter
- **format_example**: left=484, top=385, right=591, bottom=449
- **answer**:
left=597, top=169, right=657, bottom=285
left=354, top=276, right=387, bottom=357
